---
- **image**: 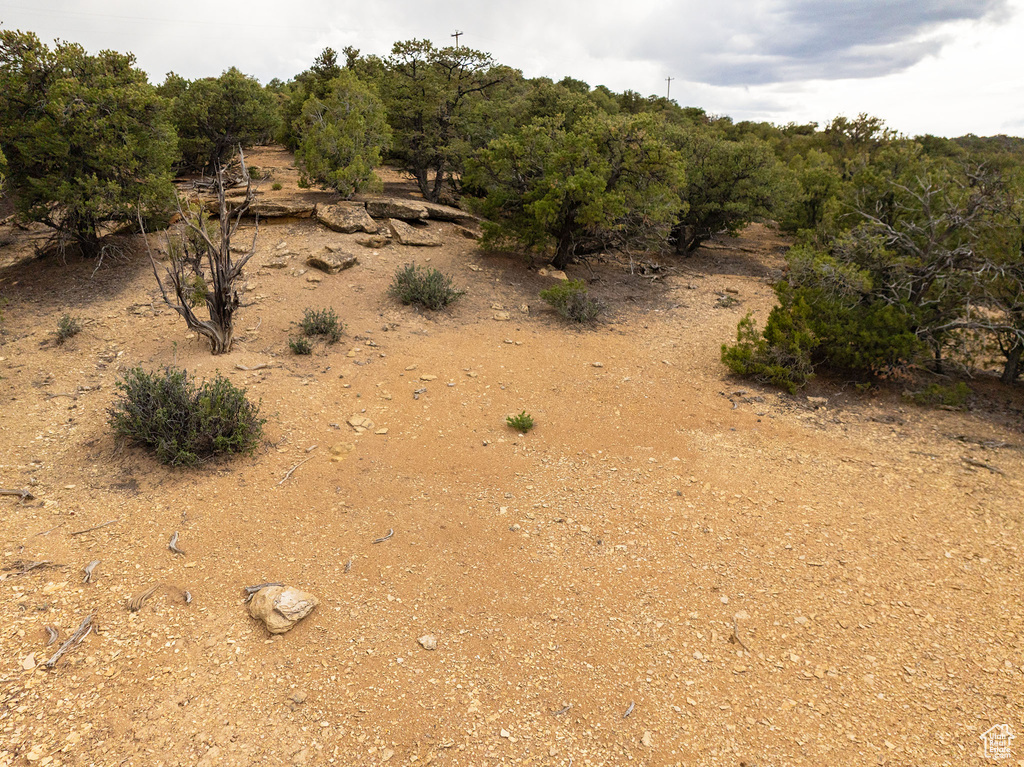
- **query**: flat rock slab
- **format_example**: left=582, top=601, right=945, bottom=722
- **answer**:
left=206, top=191, right=341, bottom=218
left=366, top=198, right=429, bottom=220
left=421, top=201, right=475, bottom=222
left=248, top=585, right=318, bottom=634
left=389, top=218, right=441, bottom=247
left=307, top=251, right=359, bottom=274
left=315, top=202, right=378, bottom=234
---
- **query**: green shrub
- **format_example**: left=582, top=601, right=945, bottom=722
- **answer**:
left=271, top=182, right=283, bottom=191
left=539, top=279, right=602, bottom=324
left=299, top=307, right=344, bottom=343
left=506, top=410, right=534, bottom=432
left=389, top=264, right=465, bottom=310
left=55, top=314, right=82, bottom=345
left=108, top=367, right=264, bottom=466
left=721, top=310, right=815, bottom=394
left=289, top=336, right=313, bottom=355
left=904, top=382, right=971, bottom=408
left=295, top=71, right=390, bottom=198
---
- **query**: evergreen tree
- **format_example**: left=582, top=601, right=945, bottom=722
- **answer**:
left=0, top=30, right=176, bottom=254
left=295, top=71, right=391, bottom=197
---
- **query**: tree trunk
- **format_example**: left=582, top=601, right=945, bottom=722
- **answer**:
left=671, top=223, right=698, bottom=255
left=1002, top=341, right=1023, bottom=384
left=428, top=162, right=445, bottom=203
left=414, top=168, right=430, bottom=200
left=550, top=210, right=578, bottom=270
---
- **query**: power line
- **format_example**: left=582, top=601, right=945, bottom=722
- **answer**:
left=666, top=76, right=674, bottom=99
left=451, top=29, right=463, bottom=48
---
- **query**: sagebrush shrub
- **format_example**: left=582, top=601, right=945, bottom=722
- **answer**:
left=299, top=307, right=344, bottom=343
left=389, top=264, right=465, bottom=310
left=539, top=279, right=602, bottom=324
left=108, top=367, right=264, bottom=466
left=905, top=382, right=971, bottom=408
left=55, top=314, right=82, bottom=345
left=289, top=336, right=313, bottom=355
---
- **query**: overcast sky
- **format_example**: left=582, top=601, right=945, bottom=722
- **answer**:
left=2, top=0, right=1022, bottom=137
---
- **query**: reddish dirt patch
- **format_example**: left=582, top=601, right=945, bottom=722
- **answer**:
left=0, top=148, right=1022, bottom=766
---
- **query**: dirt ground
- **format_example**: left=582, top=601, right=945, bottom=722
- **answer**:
left=0, top=147, right=1023, bottom=767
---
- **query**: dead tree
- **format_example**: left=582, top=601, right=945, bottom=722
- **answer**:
left=140, top=155, right=258, bottom=355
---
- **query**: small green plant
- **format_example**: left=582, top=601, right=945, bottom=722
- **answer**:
left=289, top=336, right=313, bottom=355
left=108, top=366, right=264, bottom=466
left=299, top=307, right=344, bottom=343
left=389, top=263, right=465, bottom=310
left=55, top=314, right=82, bottom=345
left=187, top=274, right=209, bottom=308
left=506, top=410, right=535, bottom=432
left=271, top=182, right=283, bottom=191
left=539, top=279, right=602, bottom=324
left=904, top=382, right=971, bottom=409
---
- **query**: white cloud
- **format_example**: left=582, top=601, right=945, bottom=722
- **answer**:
left=2, top=0, right=1022, bottom=136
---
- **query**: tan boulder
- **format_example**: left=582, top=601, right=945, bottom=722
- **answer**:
left=306, top=250, right=359, bottom=274
left=389, top=218, right=440, bottom=247
left=315, top=202, right=378, bottom=234
left=248, top=585, right=319, bottom=634
left=366, top=197, right=429, bottom=220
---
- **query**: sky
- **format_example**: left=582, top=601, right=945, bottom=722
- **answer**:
left=2, top=0, right=1022, bottom=138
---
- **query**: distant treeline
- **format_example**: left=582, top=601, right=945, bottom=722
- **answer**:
left=1, top=31, right=1022, bottom=386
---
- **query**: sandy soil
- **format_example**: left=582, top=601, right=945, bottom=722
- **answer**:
left=0, top=147, right=1023, bottom=767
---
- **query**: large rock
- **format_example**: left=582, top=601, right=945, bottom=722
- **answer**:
left=210, top=194, right=316, bottom=218
left=366, top=197, right=429, bottom=221
left=315, top=202, right=378, bottom=234
left=421, top=201, right=475, bottom=222
left=307, top=250, right=358, bottom=274
left=389, top=218, right=441, bottom=247
left=248, top=585, right=319, bottom=634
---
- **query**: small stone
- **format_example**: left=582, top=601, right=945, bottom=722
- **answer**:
left=375, top=428, right=389, bottom=435
left=493, top=312, right=511, bottom=321
left=21, top=652, right=36, bottom=671
left=307, top=253, right=358, bottom=274
left=592, top=362, right=604, bottom=368
left=348, top=416, right=374, bottom=432
left=455, top=225, right=482, bottom=240
left=355, top=234, right=390, bottom=249
left=548, top=270, right=568, bottom=280
left=381, top=748, right=395, bottom=762
left=419, top=374, right=437, bottom=381
left=247, top=585, right=319, bottom=634
left=263, top=256, right=289, bottom=269
left=499, top=729, right=510, bottom=739
left=290, top=691, right=308, bottom=704
left=641, top=731, right=654, bottom=747
left=195, top=746, right=221, bottom=767
left=418, top=634, right=438, bottom=650
left=725, top=287, right=740, bottom=294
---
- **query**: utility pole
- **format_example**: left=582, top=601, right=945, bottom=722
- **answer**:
left=452, top=30, right=463, bottom=48
left=666, top=76, right=674, bottom=100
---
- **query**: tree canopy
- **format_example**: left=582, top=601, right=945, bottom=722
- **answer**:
left=0, top=29, right=176, bottom=253
left=159, top=67, right=279, bottom=173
